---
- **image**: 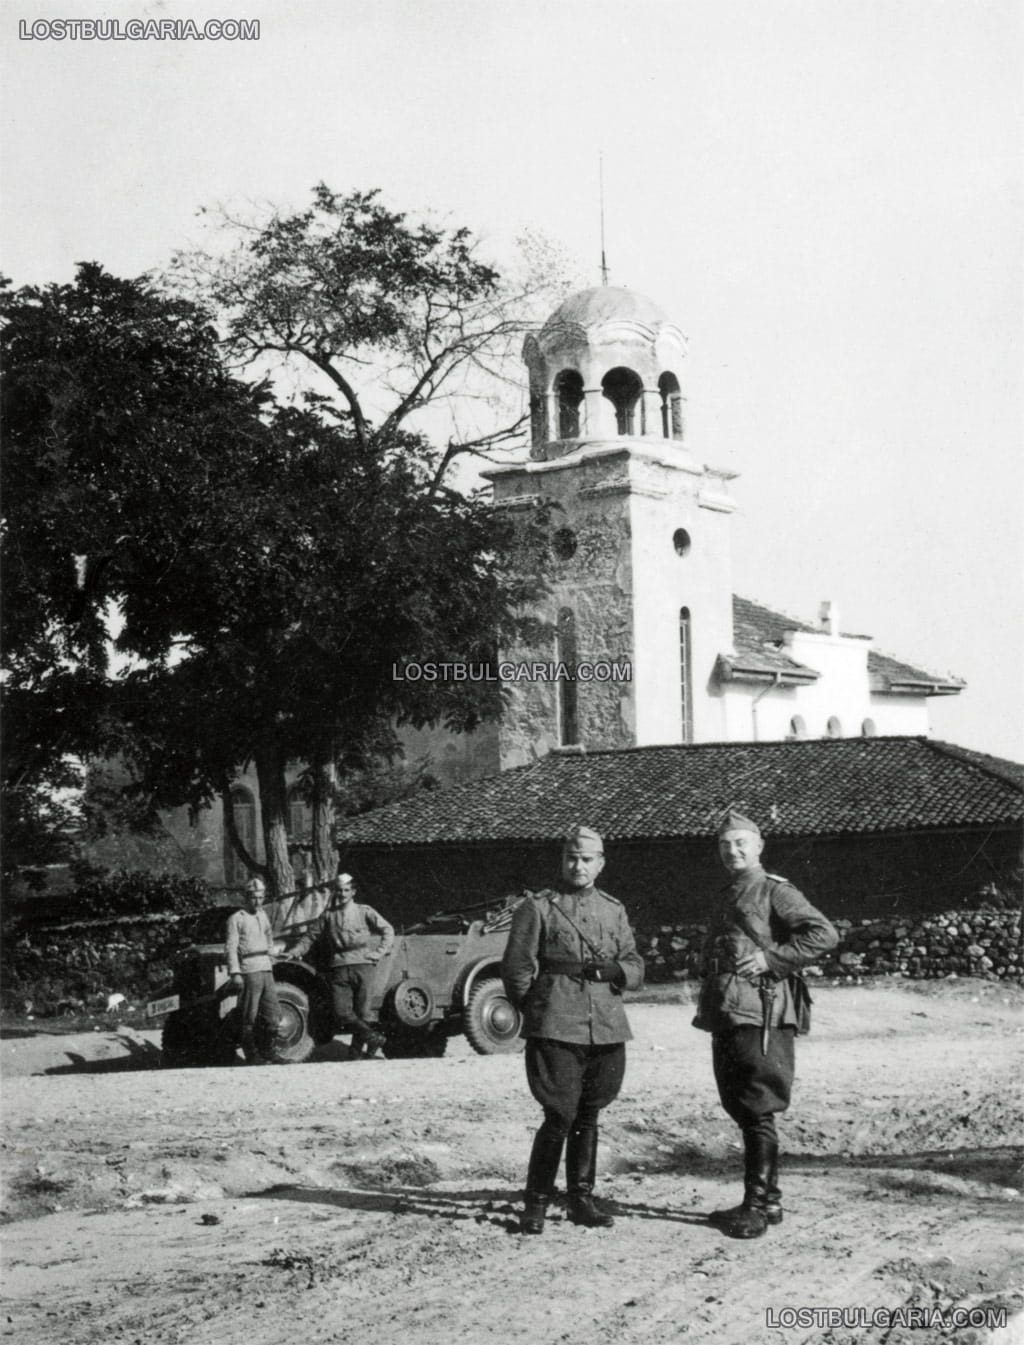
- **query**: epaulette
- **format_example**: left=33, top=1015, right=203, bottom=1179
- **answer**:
left=765, top=872, right=791, bottom=884
left=594, top=887, right=622, bottom=906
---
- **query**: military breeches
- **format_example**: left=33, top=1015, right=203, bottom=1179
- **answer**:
left=238, top=971, right=283, bottom=1057
left=525, top=1038, right=626, bottom=1134
left=712, top=1026, right=795, bottom=1128
left=329, top=964, right=374, bottom=1035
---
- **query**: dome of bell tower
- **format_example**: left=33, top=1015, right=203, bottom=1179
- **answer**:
left=523, top=285, right=689, bottom=457
left=542, top=285, right=672, bottom=334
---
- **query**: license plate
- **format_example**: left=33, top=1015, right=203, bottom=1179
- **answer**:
left=146, top=994, right=180, bottom=1018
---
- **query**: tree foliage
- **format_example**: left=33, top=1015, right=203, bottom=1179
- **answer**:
left=174, top=184, right=570, bottom=477
left=0, top=264, right=271, bottom=892
left=3, top=209, right=557, bottom=898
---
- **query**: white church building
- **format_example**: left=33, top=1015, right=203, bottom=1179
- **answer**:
left=400, top=283, right=963, bottom=783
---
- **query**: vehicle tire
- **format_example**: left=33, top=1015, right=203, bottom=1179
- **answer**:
left=270, top=982, right=315, bottom=1064
left=463, top=977, right=524, bottom=1055
left=162, top=1009, right=236, bottom=1068
left=387, top=979, right=435, bottom=1030
left=382, top=1028, right=449, bottom=1059
left=161, top=1011, right=190, bottom=1068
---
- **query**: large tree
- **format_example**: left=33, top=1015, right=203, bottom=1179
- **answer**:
left=165, top=187, right=565, bottom=885
left=0, top=264, right=272, bottom=893
left=3, top=226, right=555, bottom=897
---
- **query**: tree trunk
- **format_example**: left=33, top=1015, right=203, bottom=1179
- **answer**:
left=253, top=744, right=293, bottom=900
left=310, top=747, right=337, bottom=884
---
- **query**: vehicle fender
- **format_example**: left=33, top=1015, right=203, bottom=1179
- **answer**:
left=273, top=957, right=321, bottom=989
left=457, top=959, right=505, bottom=1009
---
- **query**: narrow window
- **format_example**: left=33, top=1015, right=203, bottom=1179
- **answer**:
left=827, top=716, right=843, bottom=738
left=679, top=607, right=694, bottom=744
left=557, top=607, right=579, bottom=745
left=554, top=370, right=584, bottom=439
left=789, top=715, right=807, bottom=740
left=601, top=367, right=643, bottom=435
left=658, top=372, right=684, bottom=440
left=225, top=785, right=256, bottom=888
left=287, top=784, right=311, bottom=845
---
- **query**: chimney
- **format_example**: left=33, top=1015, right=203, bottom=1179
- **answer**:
left=818, top=600, right=839, bottom=636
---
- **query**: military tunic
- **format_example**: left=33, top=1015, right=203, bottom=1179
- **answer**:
left=693, top=865, right=837, bottom=1035
left=693, top=865, right=837, bottom=1125
left=502, top=886, right=644, bottom=1044
left=502, top=885, right=644, bottom=1128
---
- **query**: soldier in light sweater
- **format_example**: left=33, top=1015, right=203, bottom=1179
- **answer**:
left=225, top=877, right=288, bottom=1065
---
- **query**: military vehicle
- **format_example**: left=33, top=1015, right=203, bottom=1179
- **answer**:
left=149, top=891, right=524, bottom=1066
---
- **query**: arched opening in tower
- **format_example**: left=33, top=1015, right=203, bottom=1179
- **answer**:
left=601, top=367, right=643, bottom=436
left=554, top=369, right=584, bottom=439
left=658, top=372, right=685, bottom=440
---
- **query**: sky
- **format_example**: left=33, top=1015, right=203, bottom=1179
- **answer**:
left=2, top=0, right=1021, bottom=759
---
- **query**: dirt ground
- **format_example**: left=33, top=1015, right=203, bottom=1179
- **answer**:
left=1, top=979, right=1022, bottom=1345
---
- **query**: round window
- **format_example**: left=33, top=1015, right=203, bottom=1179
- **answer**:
left=673, top=528, right=691, bottom=557
left=552, top=527, right=578, bottom=560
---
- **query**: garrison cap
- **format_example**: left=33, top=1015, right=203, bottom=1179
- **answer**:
left=563, top=824, right=604, bottom=851
left=717, top=808, right=761, bottom=838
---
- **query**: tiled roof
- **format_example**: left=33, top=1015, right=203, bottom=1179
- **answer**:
left=729, top=596, right=963, bottom=692
left=866, top=648, right=965, bottom=693
left=336, top=738, right=1024, bottom=848
left=724, top=597, right=820, bottom=682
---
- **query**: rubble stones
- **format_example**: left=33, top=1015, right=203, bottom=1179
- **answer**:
left=637, top=907, right=1021, bottom=985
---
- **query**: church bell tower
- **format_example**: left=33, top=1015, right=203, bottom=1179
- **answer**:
left=484, top=285, right=738, bottom=768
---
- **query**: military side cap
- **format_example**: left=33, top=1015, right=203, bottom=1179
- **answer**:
left=563, top=824, right=603, bottom=850
left=717, top=808, right=761, bottom=837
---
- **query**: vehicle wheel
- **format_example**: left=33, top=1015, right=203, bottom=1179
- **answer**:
left=269, top=983, right=315, bottom=1063
left=463, top=977, right=523, bottom=1055
left=162, top=1009, right=236, bottom=1068
left=387, top=979, right=435, bottom=1030
left=161, top=1011, right=190, bottom=1068
left=382, top=1028, right=449, bottom=1059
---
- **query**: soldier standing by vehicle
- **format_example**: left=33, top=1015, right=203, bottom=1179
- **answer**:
left=693, top=809, right=838, bottom=1238
left=226, top=877, right=288, bottom=1066
left=286, top=873, right=394, bottom=1059
left=501, top=825, right=644, bottom=1235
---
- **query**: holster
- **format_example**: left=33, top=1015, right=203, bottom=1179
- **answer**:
left=758, top=979, right=777, bottom=1056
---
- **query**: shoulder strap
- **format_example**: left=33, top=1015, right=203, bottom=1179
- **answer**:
left=549, top=894, right=603, bottom=960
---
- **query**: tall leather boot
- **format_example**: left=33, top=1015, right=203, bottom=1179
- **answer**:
left=710, top=1121, right=776, bottom=1239
left=521, top=1125, right=565, bottom=1234
left=764, top=1144, right=783, bottom=1226
left=566, top=1123, right=614, bottom=1228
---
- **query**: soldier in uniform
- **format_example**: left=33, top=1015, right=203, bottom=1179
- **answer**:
left=286, top=872, right=394, bottom=1059
left=694, top=808, right=837, bottom=1238
left=226, top=876, right=288, bottom=1065
left=501, top=825, right=644, bottom=1235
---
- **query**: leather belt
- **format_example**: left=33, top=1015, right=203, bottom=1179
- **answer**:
left=540, top=959, right=587, bottom=976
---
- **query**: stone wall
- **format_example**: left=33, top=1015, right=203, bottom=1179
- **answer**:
left=642, top=906, right=1022, bottom=984
left=1, top=915, right=184, bottom=1014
